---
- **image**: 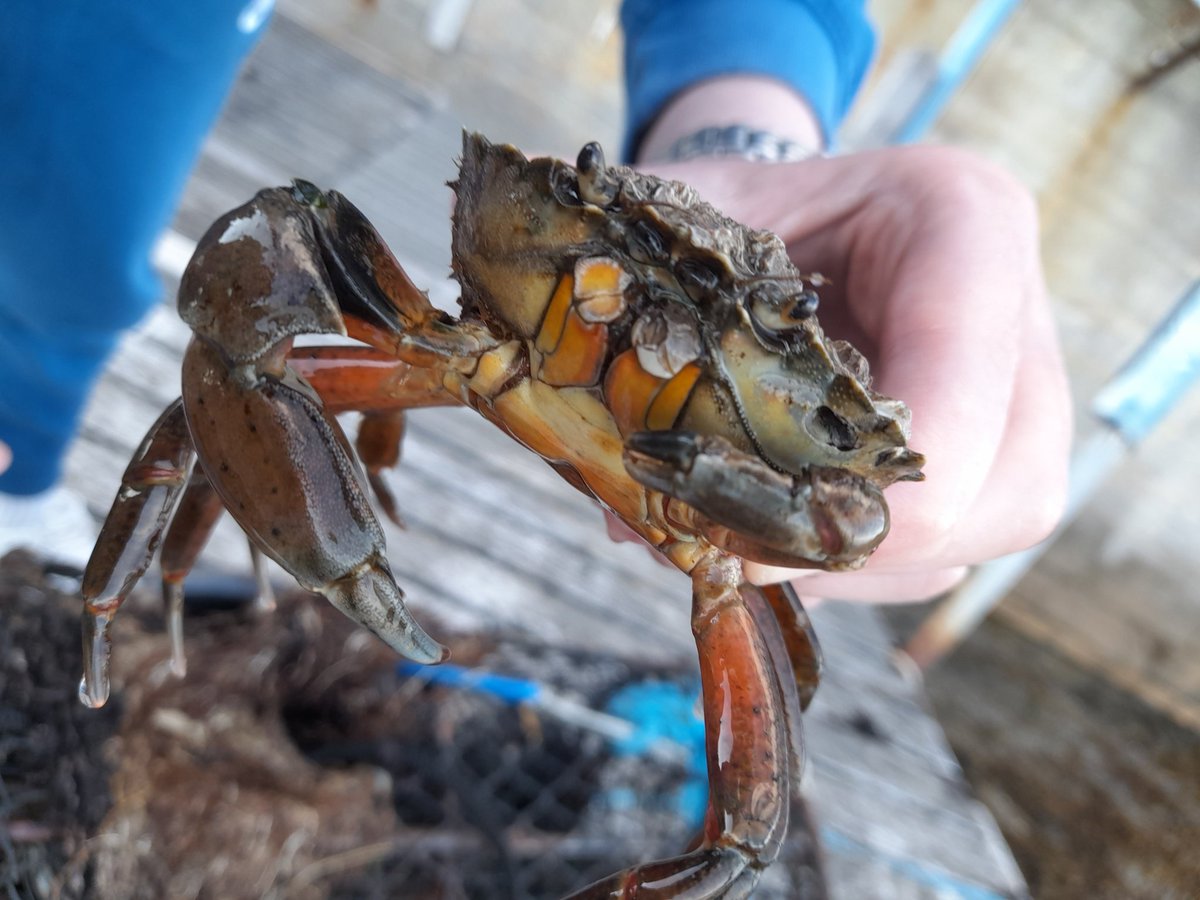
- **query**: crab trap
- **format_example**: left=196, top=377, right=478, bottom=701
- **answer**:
left=0, top=558, right=823, bottom=899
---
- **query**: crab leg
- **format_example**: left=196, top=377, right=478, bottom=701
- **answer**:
left=80, top=400, right=195, bottom=707
left=353, top=410, right=408, bottom=527
left=154, top=342, right=461, bottom=679
left=762, top=582, right=824, bottom=712
left=158, top=468, right=225, bottom=676
left=570, top=550, right=792, bottom=899
left=296, top=183, right=499, bottom=368
left=289, top=345, right=462, bottom=525
left=181, top=337, right=448, bottom=666
left=154, top=464, right=281, bottom=677
left=287, top=346, right=457, bottom=414
left=249, top=544, right=278, bottom=613
left=165, top=184, right=496, bottom=671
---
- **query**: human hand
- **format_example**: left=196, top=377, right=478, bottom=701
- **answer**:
left=622, top=76, right=1071, bottom=602
left=628, top=145, right=1071, bottom=602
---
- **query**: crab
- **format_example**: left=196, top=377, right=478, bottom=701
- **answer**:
left=79, top=133, right=923, bottom=897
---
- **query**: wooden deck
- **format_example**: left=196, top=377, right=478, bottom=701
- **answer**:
left=60, top=8, right=1027, bottom=897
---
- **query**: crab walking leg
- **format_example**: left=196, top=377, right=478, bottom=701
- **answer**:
left=159, top=469, right=225, bottom=676
left=296, top=184, right=499, bottom=368
left=79, top=400, right=195, bottom=708
left=249, top=544, right=277, bottom=613
left=353, top=410, right=408, bottom=527
left=762, top=582, right=824, bottom=712
left=157, top=465, right=289, bottom=678
left=570, top=551, right=792, bottom=899
left=286, top=346, right=457, bottom=414
left=181, top=337, right=448, bottom=665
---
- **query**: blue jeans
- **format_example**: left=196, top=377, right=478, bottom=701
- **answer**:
left=0, top=0, right=272, bottom=494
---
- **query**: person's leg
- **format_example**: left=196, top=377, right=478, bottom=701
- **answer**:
left=0, top=0, right=273, bottom=498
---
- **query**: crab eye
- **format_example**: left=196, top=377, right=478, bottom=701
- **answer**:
left=790, top=289, right=819, bottom=319
left=749, top=284, right=818, bottom=330
left=576, top=141, right=618, bottom=206
left=577, top=141, right=605, bottom=175
left=674, top=257, right=721, bottom=299
left=811, top=405, right=858, bottom=451
left=628, top=219, right=669, bottom=264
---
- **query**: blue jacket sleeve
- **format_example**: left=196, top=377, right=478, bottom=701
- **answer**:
left=621, top=0, right=876, bottom=159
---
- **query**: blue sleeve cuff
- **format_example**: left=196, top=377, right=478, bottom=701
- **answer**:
left=621, top=0, right=876, bottom=160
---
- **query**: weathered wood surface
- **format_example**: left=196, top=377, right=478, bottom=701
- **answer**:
left=61, top=9, right=1027, bottom=897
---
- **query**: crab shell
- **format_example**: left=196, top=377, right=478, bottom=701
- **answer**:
left=451, top=135, right=924, bottom=503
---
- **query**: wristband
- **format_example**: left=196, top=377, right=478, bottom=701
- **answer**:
left=664, top=125, right=817, bottom=163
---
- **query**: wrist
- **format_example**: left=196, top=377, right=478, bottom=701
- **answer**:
left=636, top=76, right=824, bottom=164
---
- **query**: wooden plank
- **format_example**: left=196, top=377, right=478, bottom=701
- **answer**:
left=809, top=604, right=1030, bottom=899
left=277, top=0, right=625, bottom=155
left=172, top=14, right=434, bottom=241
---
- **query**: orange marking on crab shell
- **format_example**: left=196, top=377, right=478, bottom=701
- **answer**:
left=603, top=349, right=666, bottom=436
left=577, top=292, right=625, bottom=323
left=646, top=362, right=702, bottom=431
left=467, top=341, right=523, bottom=400
left=535, top=274, right=575, bottom=354
left=574, top=256, right=627, bottom=298
left=539, top=308, right=608, bottom=387
left=574, top=258, right=629, bottom=324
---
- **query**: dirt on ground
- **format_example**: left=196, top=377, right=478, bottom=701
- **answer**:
left=885, top=605, right=1200, bottom=900
left=0, top=554, right=122, bottom=897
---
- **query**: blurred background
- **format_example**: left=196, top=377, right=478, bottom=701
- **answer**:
left=2, top=0, right=1198, bottom=897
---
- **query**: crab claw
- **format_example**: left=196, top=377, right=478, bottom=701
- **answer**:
left=322, top=555, right=448, bottom=664
left=624, top=430, right=889, bottom=570
left=181, top=337, right=447, bottom=666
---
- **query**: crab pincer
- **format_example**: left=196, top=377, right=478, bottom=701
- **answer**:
left=175, top=186, right=451, bottom=667
left=624, top=429, right=890, bottom=569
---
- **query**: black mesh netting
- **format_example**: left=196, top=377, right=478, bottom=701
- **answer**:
left=0, top=553, right=824, bottom=899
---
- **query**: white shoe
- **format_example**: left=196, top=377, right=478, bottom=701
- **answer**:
left=0, top=485, right=99, bottom=570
